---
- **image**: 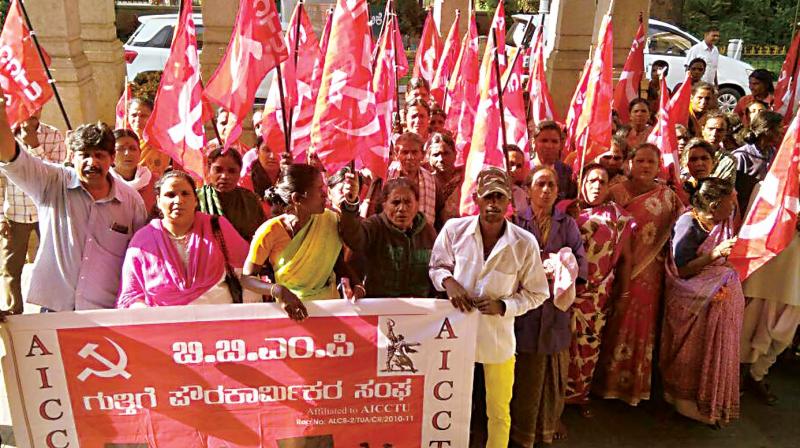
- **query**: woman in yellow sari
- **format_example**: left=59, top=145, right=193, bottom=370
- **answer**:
left=241, top=164, right=359, bottom=320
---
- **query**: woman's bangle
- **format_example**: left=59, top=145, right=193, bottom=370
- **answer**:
left=354, top=284, right=366, bottom=296
left=269, top=283, right=279, bottom=299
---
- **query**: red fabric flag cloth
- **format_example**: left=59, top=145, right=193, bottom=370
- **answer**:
left=431, top=10, right=461, bottom=107
left=502, top=50, right=530, bottom=153
left=369, top=14, right=408, bottom=180
left=310, top=0, right=382, bottom=174
left=612, top=17, right=645, bottom=123
left=412, top=9, right=443, bottom=84
left=115, top=82, right=132, bottom=130
left=730, top=111, right=800, bottom=280
left=647, top=75, right=684, bottom=191
left=446, top=13, right=480, bottom=166
left=564, top=59, right=591, bottom=154
left=261, top=1, right=320, bottom=161
left=528, top=26, right=559, bottom=124
left=142, top=1, right=210, bottom=179
left=460, top=21, right=506, bottom=216
left=573, top=9, right=613, bottom=171
left=0, top=0, right=54, bottom=127
left=774, top=31, right=800, bottom=125
left=204, top=0, right=287, bottom=148
left=668, top=72, right=693, bottom=127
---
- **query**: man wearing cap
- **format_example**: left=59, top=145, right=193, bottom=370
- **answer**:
left=429, top=167, right=549, bottom=448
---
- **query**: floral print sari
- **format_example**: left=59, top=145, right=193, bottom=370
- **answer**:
left=566, top=203, right=634, bottom=404
left=593, top=183, right=682, bottom=405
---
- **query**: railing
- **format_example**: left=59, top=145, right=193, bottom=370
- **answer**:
left=741, top=44, right=789, bottom=75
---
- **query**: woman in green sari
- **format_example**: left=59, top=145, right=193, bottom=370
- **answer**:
left=197, top=146, right=266, bottom=241
left=242, top=164, right=360, bottom=320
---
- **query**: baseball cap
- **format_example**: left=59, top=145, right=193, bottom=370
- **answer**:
left=476, top=167, right=512, bottom=199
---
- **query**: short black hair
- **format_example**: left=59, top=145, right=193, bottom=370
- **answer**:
left=68, top=122, right=116, bottom=156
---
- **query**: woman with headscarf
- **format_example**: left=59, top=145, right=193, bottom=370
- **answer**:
left=565, top=164, right=634, bottom=416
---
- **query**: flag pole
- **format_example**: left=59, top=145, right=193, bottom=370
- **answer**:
left=502, top=15, right=536, bottom=95
left=275, top=64, right=292, bottom=157
left=390, top=4, right=402, bottom=132
left=123, top=76, right=129, bottom=129
left=18, top=0, right=72, bottom=130
left=285, top=0, right=305, bottom=152
left=492, top=32, right=508, bottom=150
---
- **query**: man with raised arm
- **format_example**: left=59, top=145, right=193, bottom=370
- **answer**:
left=0, top=86, right=147, bottom=312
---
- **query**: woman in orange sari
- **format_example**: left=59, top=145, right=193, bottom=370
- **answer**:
left=594, top=143, right=683, bottom=406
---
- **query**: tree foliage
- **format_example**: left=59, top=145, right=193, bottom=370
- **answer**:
left=683, top=0, right=797, bottom=45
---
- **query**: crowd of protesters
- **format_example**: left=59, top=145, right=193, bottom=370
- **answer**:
left=0, top=20, right=798, bottom=448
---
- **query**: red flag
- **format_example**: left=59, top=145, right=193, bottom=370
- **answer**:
left=612, top=16, right=645, bottom=123
left=564, top=59, right=591, bottom=153
left=446, top=13, right=480, bottom=166
left=479, top=3, right=507, bottom=79
left=668, top=72, right=693, bottom=127
left=114, top=81, right=132, bottom=130
left=412, top=9, right=443, bottom=84
left=143, top=1, right=210, bottom=179
left=574, top=8, right=613, bottom=170
left=528, top=27, right=559, bottom=124
left=729, top=111, right=800, bottom=280
left=773, top=31, right=800, bottom=124
left=647, top=74, right=682, bottom=185
left=502, top=50, right=530, bottom=153
left=369, top=14, right=407, bottom=180
left=0, top=0, right=54, bottom=127
left=460, top=23, right=506, bottom=216
left=310, top=0, right=382, bottom=173
left=204, top=0, right=287, bottom=147
left=431, top=10, right=461, bottom=107
left=261, top=2, right=320, bottom=160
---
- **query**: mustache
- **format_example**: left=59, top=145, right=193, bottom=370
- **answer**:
left=82, top=166, right=102, bottom=174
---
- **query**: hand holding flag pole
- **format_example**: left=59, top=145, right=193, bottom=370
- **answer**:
left=18, top=0, right=71, bottom=130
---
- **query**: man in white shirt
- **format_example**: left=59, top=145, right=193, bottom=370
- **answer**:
left=0, top=109, right=66, bottom=314
left=685, top=25, right=720, bottom=85
left=429, top=167, right=549, bottom=448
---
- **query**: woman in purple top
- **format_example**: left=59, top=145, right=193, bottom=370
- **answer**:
left=661, top=177, right=743, bottom=426
left=732, top=111, right=783, bottom=211
left=509, top=166, right=587, bottom=446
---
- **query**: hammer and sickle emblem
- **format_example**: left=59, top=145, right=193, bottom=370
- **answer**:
left=77, top=337, right=131, bottom=382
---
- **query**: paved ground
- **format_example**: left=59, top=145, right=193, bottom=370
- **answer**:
left=0, top=355, right=797, bottom=447
left=558, top=354, right=800, bottom=448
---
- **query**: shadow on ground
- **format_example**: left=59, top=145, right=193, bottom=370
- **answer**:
left=560, top=355, right=800, bottom=448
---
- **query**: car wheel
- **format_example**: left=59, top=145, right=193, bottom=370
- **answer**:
left=717, top=87, right=741, bottom=113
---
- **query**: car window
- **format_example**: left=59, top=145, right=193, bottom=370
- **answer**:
left=129, top=23, right=204, bottom=50
left=647, top=25, right=693, bottom=56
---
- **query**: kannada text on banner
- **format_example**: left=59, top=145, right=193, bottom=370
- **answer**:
left=1, top=299, right=478, bottom=448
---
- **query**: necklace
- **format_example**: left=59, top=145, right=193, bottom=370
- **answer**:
left=691, top=209, right=714, bottom=233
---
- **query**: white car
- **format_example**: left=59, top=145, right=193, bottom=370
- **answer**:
left=123, top=13, right=271, bottom=102
left=508, top=15, right=754, bottom=112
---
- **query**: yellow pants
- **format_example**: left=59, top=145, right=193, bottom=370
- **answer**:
left=483, top=356, right=515, bottom=448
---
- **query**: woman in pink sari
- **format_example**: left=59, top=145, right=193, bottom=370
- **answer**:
left=594, top=143, right=683, bottom=405
left=117, top=171, right=258, bottom=307
left=566, top=164, right=634, bottom=415
left=661, top=178, right=743, bottom=426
